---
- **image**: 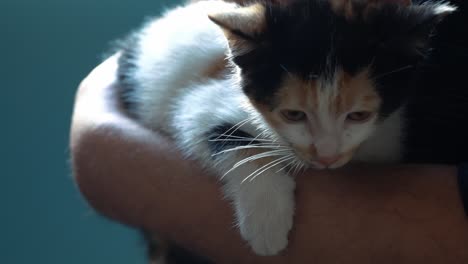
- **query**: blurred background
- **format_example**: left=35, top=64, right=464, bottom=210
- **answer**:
left=2, top=0, right=181, bottom=263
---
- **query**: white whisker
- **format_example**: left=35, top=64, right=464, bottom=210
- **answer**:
left=221, top=149, right=292, bottom=179
left=374, top=65, right=414, bottom=79
left=214, top=117, right=255, bottom=140
left=212, top=144, right=287, bottom=156
left=291, top=160, right=302, bottom=176
left=291, top=160, right=306, bottom=176
left=275, top=158, right=297, bottom=173
left=233, top=150, right=292, bottom=166
left=210, top=134, right=273, bottom=141
left=244, top=155, right=295, bottom=183
left=209, top=138, right=275, bottom=143
left=280, top=64, right=293, bottom=77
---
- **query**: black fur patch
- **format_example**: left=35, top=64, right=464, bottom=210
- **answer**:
left=116, top=31, right=141, bottom=113
left=402, top=0, right=468, bottom=163
left=231, top=0, right=447, bottom=116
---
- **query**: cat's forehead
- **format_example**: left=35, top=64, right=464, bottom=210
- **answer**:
left=276, top=68, right=381, bottom=114
left=266, top=2, right=375, bottom=76
left=241, top=5, right=379, bottom=105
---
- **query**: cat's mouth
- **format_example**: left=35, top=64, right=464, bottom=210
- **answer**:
left=296, top=152, right=354, bottom=170
left=288, top=142, right=356, bottom=170
left=315, top=157, right=351, bottom=169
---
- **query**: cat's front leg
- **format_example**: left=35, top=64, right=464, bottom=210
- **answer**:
left=220, top=154, right=296, bottom=256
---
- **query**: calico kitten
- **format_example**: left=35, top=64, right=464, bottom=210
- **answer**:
left=117, top=0, right=466, bottom=257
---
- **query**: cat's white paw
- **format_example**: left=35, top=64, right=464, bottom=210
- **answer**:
left=236, top=182, right=295, bottom=256
left=222, top=160, right=296, bottom=256
left=239, top=204, right=293, bottom=255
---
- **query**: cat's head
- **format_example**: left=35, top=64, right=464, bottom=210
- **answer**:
left=209, top=0, right=456, bottom=169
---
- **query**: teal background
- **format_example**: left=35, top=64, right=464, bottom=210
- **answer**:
left=2, top=0, right=181, bottom=263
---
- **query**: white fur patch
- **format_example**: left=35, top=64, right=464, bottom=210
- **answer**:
left=220, top=153, right=295, bottom=256
left=432, top=3, right=457, bottom=16
left=132, top=1, right=236, bottom=132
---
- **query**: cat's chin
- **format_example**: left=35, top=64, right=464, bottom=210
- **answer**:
left=309, top=164, right=343, bottom=170
left=308, top=162, right=328, bottom=170
left=307, top=158, right=352, bottom=170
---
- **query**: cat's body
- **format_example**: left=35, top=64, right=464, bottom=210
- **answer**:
left=117, top=0, right=468, bottom=257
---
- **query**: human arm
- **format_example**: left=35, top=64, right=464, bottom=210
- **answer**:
left=70, top=55, right=468, bottom=264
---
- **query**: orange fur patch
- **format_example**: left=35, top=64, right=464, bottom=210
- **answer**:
left=335, top=69, right=380, bottom=114
left=201, top=56, right=228, bottom=79
left=209, top=3, right=266, bottom=57
left=255, top=68, right=379, bottom=123
left=209, top=3, right=266, bottom=36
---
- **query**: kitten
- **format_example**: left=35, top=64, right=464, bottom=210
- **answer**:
left=117, top=0, right=465, bottom=256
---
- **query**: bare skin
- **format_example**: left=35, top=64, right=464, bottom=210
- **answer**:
left=70, top=54, right=468, bottom=264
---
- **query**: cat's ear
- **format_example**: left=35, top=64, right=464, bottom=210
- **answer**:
left=208, top=3, right=266, bottom=57
left=374, top=2, right=457, bottom=58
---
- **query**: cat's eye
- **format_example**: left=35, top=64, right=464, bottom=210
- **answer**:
left=346, top=111, right=373, bottom=122
left=281, top=110, right=307, bottom=122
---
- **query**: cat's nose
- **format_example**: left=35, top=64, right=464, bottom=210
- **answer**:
left=317, top=156, right=340, bottom=167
